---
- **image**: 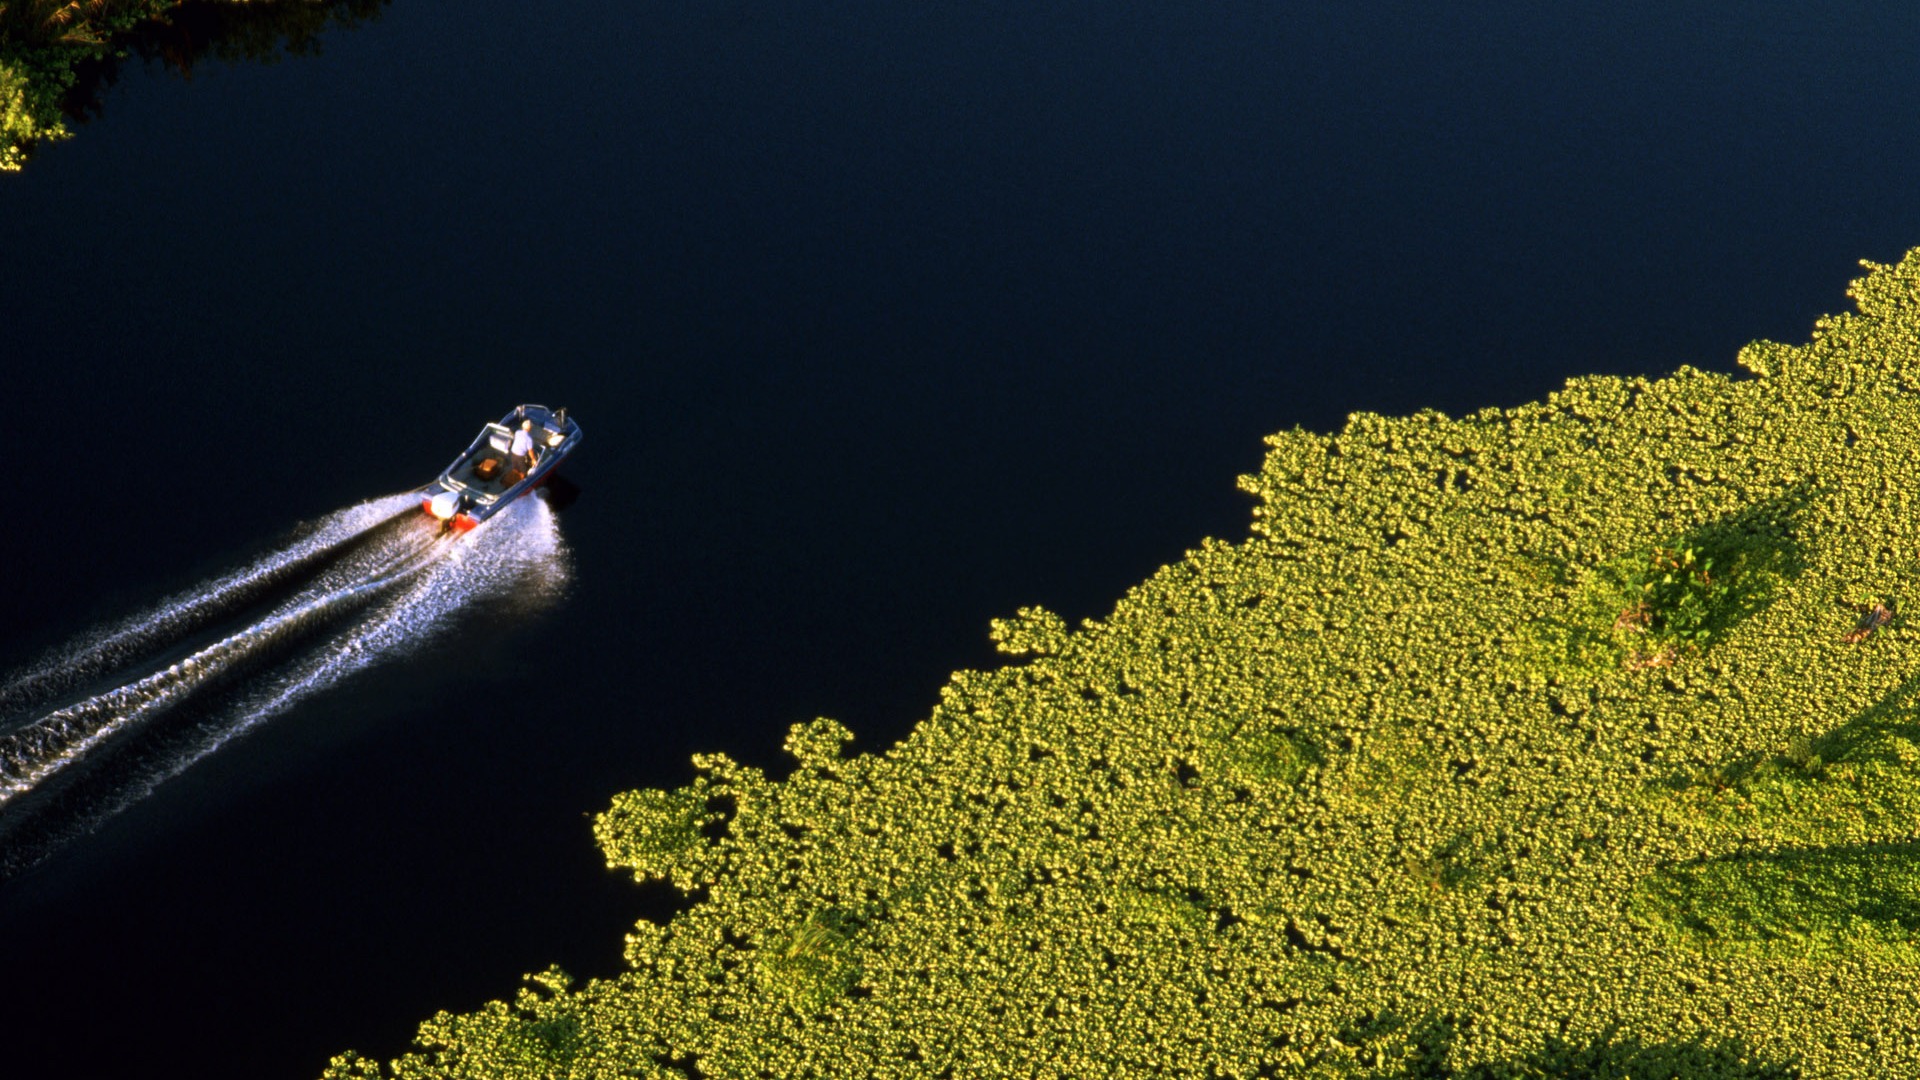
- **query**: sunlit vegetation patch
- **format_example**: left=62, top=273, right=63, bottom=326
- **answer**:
left=1530, top=498, right=1801, bottom=676
left=1639, top=843, right=1920, bottom=956
left=1324, top=1019, right=1796, bottom=1080
left=327, top=253, right=1920, bottom=1078
left=0, top=0, right=383, bottom=171
left=759, top=906, right=866, bottom=1011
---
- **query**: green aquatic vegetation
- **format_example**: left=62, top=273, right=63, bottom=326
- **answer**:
left=759, top=906, right=866, bottom=1011
left=326, top=252, right=1920, bottom=1078
left=1620, top=543, right=1726, bottom=644
left=1529, top=495, right=1801, bottom=676
left=591, top=785, right=719, bottom=890
left=1638, top=841, right=1920, bottom=957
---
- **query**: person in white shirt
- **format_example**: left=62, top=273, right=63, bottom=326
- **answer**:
left=509, top=419, right=539, bottom=473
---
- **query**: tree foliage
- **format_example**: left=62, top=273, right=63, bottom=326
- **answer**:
left=0, top=0, right=384, bottom=171
left=327, top=251, right=1920, bottom=1077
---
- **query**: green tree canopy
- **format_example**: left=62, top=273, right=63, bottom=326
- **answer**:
left=0, top=0, right=384, bottom=171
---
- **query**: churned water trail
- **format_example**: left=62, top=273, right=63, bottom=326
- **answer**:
left=166, top=493, right=571, bottom=778
left=0, top=492, right=422, bottom=721
left=0, top=524, right=440, bottom=805
left=0, top=493, right=570, bottom=871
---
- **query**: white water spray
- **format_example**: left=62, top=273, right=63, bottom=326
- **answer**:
left=0, top=492, right=422, bottom=720
left=0, top=493, right=570, bottom=820
left=152, top=494, right=571, bottom=788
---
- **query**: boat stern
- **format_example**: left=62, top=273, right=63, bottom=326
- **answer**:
left=420, top=405, right=580, bottom=534
left=422, top=487, right=480, bottom=532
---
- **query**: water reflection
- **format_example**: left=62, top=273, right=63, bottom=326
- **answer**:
left=1, top=0, right=386, bottom=171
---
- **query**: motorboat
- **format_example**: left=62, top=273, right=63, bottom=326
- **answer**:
left=421, top=404, right=581, bottom=531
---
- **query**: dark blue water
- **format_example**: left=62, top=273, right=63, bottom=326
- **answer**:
left=3, top=2, right=1919, bottom=1075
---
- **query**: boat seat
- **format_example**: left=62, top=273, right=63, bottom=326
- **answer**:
left=488, top=430, right=512, bottom=454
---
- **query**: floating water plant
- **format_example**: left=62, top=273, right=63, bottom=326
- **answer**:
left=326, top=251, right=1920, bottom=1078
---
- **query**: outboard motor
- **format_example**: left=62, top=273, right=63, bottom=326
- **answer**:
left=427, top=489, right=462, bottom=522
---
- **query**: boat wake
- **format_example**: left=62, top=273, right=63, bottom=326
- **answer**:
left=0, top=492, right=571, bottom=875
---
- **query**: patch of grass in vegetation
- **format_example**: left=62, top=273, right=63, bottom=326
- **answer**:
left=759, top=907, right=865, bottom=1011
left=1638, top=842, right=1920, bottom=956
left=1213, top=720, right=1323, bottom=785
left=1343, top=1017, right=1795, bottom=1079
left=327, top=253, right=1920, bottom=1078
left=1532, top=496, right=1802, bottom=676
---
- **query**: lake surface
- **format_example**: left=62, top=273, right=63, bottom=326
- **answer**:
left=4, top=2, right=1920, bottom=1075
